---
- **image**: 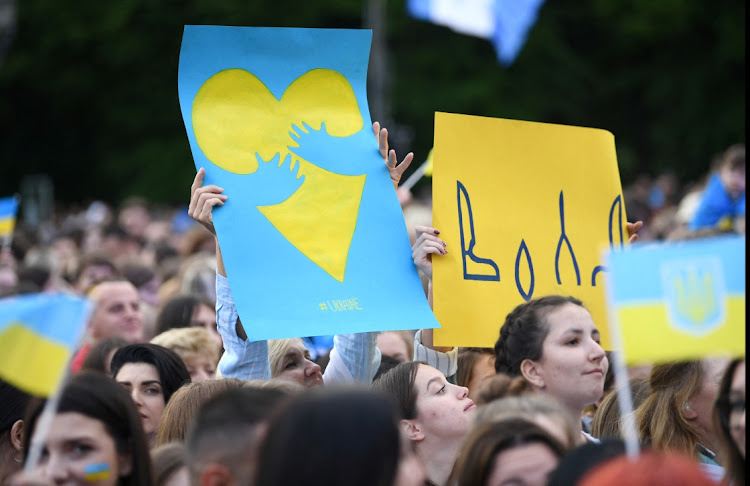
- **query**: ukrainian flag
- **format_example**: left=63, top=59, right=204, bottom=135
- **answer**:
left=606, top=235, right=745, bottom=365
left=0, top=196, right=19, bottom=239
left=0, top=293, right=91, bottom=397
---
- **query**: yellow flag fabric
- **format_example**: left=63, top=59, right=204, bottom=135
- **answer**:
left=432, top=112, right=627, bottom=348
left=0, top=294, right=90, bottom=397
left=606, top=235, right=745, bottom=365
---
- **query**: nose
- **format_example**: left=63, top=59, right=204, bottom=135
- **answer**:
left=305, top=360, right=321, bottom=377
left=456, top=384, right=469, bottom=399
left=194, top=369, right=211, bottom=382
left=589, top=339, right=606, bottom=362
left=43, top=453, right=69, bottom=482
left=131, top=389, right=143, bottom=407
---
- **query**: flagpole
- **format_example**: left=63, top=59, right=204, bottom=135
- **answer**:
left=400, top=159, right=430, bottom=192
left=604, top=260, right=641, bottom=460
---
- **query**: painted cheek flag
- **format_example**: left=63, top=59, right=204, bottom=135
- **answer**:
left=0, top=293, right=91, bottom=397
left=605, top=235, right=745, bottom=365
left=407, top=0, right=546, bottom=66
left=0, top=196, right=19, bottom=239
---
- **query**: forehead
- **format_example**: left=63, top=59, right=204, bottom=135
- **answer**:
left=377, top=332, right=408, bottom=352
left=285, top=339, right=308, bottom=355
left=48, top=412, right=108, bottom=442
left=116, top=362, right=160, bottom=382
left=414, top=364, right=444, bottom=389
left=543, top=303, right=596, bottom=335
left=93, top=282, right=139, bottom=303
left=731, top=361, right=746, bottom=390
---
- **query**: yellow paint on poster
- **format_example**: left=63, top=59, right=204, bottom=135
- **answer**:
left=432, top=113, right=628, bottom=348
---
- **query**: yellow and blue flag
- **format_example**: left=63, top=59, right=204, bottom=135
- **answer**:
left=0, top=293, right=91, bottom=397
left=605, top=235, right=745, bottom=365
left=0, top=196, right=19, bottom=239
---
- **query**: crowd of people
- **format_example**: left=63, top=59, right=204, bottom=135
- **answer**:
left=0, top=126, right=745, bottom=485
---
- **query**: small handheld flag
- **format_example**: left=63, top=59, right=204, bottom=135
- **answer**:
left=605, top=235, right=745, bottom=365
left=0, top=293, right=91, bottom=397
left=0, top=196, right=19, bottom=240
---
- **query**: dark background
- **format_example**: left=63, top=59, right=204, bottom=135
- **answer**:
left=0, top=0, right=744, bottom=207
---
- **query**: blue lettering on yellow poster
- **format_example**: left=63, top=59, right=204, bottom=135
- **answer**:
left=178, top=26, right=438, bottom=340
left=606, top=235, right=745, bottom=365
left=432, top=112, right=628, bottom=348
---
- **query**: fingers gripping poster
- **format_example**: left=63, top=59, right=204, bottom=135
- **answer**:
left=178, top=26, right=438, bottom=340
left=432, top=112, right=628, bottom=348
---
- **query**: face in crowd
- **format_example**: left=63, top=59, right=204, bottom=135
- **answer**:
left=88, top=281, right=144, bottom=343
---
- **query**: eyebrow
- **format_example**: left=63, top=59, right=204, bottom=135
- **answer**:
left=562, top=328, right=600, bottom=336
left=116, top=380, right=162, bottom=387
left=426, top=376, right=443, bottom=391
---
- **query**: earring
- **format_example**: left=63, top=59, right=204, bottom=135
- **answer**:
left=684, top=403, right=691, bottom=410
left=13, top=447, right=22, bottom=463
left=539, top=381, right=545, bottom=390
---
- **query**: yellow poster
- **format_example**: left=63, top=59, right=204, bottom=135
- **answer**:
left=432, top=112, right=628, bottom=348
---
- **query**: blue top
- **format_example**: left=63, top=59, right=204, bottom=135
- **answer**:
left=689, top=173, right=745, bottom=231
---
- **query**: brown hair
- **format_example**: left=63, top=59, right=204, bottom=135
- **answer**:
left=591, top=377, right=651, bottom=439
left=712, top=358, right=745, bottom=486
left=470, top=395, right=580, bottom=449
left=473, top=373, right=536, bottom=406
left=634, top=361, right=705, bottom=456
left=371, top=361, right=423, bottom=420
left=456, top=347, right=495, bottom=389
left=150, top=442, right=185, bottom=485
left=154, top=378, right=244, bottom=446
left=579, top=451, right=715, bottom=486
left=450, top=417, right=566, bottom=486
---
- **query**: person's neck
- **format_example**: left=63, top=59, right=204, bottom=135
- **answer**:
left=417, top=437, right=462, bottom=486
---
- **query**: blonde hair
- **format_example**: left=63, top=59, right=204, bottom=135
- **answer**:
left=268, top=338, right=305, bottom=378
left=154, top=378, right=244, bottom=446
left=634, top=361, right=705, bottom=456
left=471, top=394, right=580, bottom=449
left=151, top=327, right=218, bottom=364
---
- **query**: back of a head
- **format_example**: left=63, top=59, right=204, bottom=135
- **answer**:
left=150, top=326, right=218, bottom=363
left=185, top=385, right=291, bottom=485
left=579, top=451, right=716, bottom=486
left=154, top=378, right=244, bottom=446
left=473, top=372, right=536, bottom=405
left=256, top=387, right=401, bottom=486
left=150, top=442, right=186, bottom=486
left=80, top=336, right=129, bottom=375
left=0, top=379, right=32, bottom=436
left=547, top=438, right=626, bottom=486
left=154, top=294, right=208, bottom=336
left=22, top=372, right=153, bottom=486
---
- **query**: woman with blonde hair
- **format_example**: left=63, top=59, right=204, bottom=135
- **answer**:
left=151, top=327, right=219, bottom=383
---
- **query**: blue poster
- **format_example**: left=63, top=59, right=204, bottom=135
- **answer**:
left=178, top=26, right=438, bottom=340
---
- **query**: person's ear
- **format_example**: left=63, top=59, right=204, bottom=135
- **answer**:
left=118, top=451, right=133, bottom=477
left=200, top=463, right=235, bottom=486
left=400, top=419, right=424, bottom=442
left=520, top=358, right=544, bottom=390
left=683, top=401, right=698, bottom=420
left=10, top=419, right=24, bottom=453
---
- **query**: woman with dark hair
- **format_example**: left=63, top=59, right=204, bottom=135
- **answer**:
left=713, top=358, right=745, bottom=486
left=0, top=380, right=32, bottom=484
left=111, top=344, right=191, bottom=446
left=154, top=294, right=221, bottom=352
left=17, top=371, right=153, bottom=485
left=255, top=388, right=421, bottom=486
left=449, top=417, right=566, bottom=486
left=372, top=361, right=475, bottom=486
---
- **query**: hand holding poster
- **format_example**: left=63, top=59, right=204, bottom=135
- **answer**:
left=178, top=27, right=438, bottom=341
left=432, top=112, right=628, bottom=348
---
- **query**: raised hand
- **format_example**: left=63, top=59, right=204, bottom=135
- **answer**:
left=189, top=167, right=227, bottom=236
left=412, top=225, right=447, bottom=279
left=373, top=121, right=414, bottom=190
left=627, top=220, right=644, bottom=243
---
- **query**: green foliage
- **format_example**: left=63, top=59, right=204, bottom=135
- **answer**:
left=0, top=0, right=744, bottom=205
